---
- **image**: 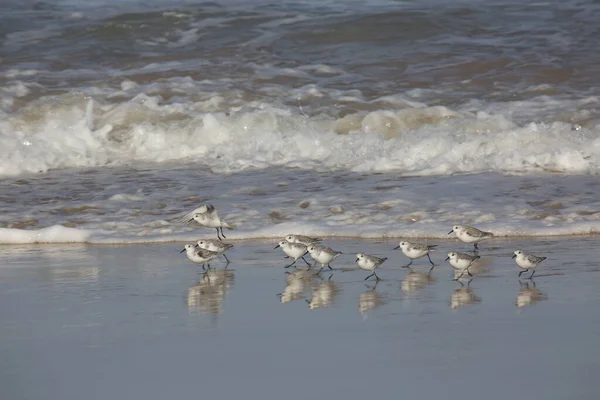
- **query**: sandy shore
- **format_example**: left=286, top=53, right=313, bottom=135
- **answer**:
left=1, top=237, right=599, bottom=400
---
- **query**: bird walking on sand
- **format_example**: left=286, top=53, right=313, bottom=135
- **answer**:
left=512, top=249, right=546, bottom=278
left=306, top=245, right=342, bottom=273
left=181, top=244, right=219, bottom=270
left=448, top=224, right=493, bottom=251
left=394, top=241, right=437, bottom=272
left=445, top=251, right=480, bottom=280
left=356, top=253, right=387, bottom=281
left=196, top=239, right=234, bottom=264
left=274, top=240, right=311, bottom=268
left=285, top=234, right=321, bottom=246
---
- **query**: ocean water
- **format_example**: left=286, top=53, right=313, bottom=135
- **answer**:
left=2, top=0, right=600, bottom=243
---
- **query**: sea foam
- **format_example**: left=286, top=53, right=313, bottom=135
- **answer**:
left=1, top=89, right=598, bottom=178
left=0, top=225, right=94, bottom=244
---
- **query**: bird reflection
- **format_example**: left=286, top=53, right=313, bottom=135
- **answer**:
left=401, top=271, right=435, bottom=295
left=187, top=269, right=235, bottom=316
left=307, top=278, right=340, bottom=310
left=358, top=284, right=386, bottom=319
left=279, top=269, right=316, bottom=304
left=450, top=285, right=481, bottom=310
left=516, top=280, right=547, bottom=308
left=447, top=255, right=491, bottom=282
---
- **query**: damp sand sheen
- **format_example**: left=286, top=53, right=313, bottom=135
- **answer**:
left=2, top=237, right=600, bottom=400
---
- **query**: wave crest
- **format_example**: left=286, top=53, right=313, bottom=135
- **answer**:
left=1, top=92, right=598, bottom=176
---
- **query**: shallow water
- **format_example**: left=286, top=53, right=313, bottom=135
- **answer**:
left=3, top=167, right=600, bottom=243
left=1, top=238, right=599, bottom=399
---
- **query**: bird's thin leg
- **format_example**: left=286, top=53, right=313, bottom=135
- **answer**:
left=327, top=264, right=333, bottom=270
left=219, top=227, right=227, bottom=239
left=428, top=264, right=435, bottom=274
left=216, top=228, right=222, bottom=241
left=222, top=253, right=231, bottom=264
left=518, top=269, right=528, bottom=277
left=474, top=243, right=479, bottom=251
left=402, top=260, right=413, bottom=268
left=454, top=271, right=464, bottom=280
left=285, top=259, right=297, bottom=269
left=467, top=268, right=473, bottom=277
left=301, top=256, right=311, bottom=266
left=374, top=271, right=381, bottom=281
left=427, top=254, right=435, bottom=266
left=364, top=272, right=375, bottom=281
left=529, top=270, right=536, bottom=279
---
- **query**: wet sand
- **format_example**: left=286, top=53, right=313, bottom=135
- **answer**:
left=1, top=237, right=600, bottom=400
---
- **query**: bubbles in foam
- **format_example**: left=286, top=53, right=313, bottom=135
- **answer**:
left=0, top=225, right=93, bottom=244
left=0, top=77, right=599, bottom=178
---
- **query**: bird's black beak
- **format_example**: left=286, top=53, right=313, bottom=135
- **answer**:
left=194, top=244, right=199, bottom=248
left=448, top=230, right=454, bottom=235
left=355, top=258, right=359, bottom=262
left=187, top=218, right=194, bottom=223
left=511, top=254, right=516, bottom=259
left=445, top=256, right=450, bottom=261
left=393, top=245, right=400, bottom=250
left=274, top=244, right=280, bottom=249
left=180, top=248, right=186, bottom=253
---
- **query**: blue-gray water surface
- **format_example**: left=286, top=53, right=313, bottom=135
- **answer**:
left=1, top=238, right=599, bottom=400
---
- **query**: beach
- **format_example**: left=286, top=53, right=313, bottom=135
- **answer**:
left=3, top=0, right=600, bottom=398
left=2, top=237, right=600, bottom=400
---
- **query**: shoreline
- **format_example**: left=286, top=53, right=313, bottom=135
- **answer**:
left=1, top=230, right=599, bottom=246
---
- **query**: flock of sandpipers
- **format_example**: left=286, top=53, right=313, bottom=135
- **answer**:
left=178, top=204, right=547, bottom=281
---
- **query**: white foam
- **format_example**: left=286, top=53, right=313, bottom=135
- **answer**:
left=2, top=69, right=40, bottom=79
left=2, top=169, right=600, bottom=245
left=1, top=82, right=600, bottom=177
left=4, top=220, right=600, bottom=245
left=0, top=225, right=93, bottom=244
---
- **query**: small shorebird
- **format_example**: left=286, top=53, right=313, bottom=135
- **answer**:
left=448, top=224, right=493, bottom=251
left=512, top=249, right=546, bottom=278
left=285, top=234, right=321, bottom=246
left=394, top=241, right=437, bottom=272
left=196, top=239, right=234, bottom=264
left=177, top=204, right=233, bottom=241
left=356, top=253, right=387, bottom=281
left=181, top=244, right=219, bottom=270
left=445, top=251, right=480, bottom=280
left=306, top=245, right=342, bottom=272
left=274, top=240, right=311, bottom=268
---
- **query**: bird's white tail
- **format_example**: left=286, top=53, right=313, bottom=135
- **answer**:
left=222, top=220, right=235, bottom=230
